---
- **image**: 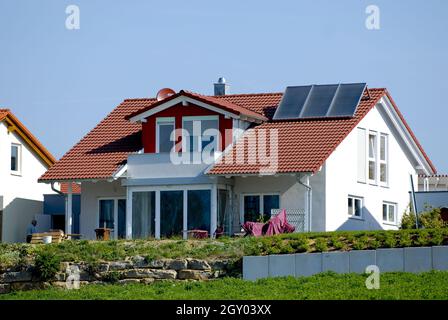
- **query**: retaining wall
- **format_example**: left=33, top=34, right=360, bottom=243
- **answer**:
left=243, top=246, right=448, bottom=280
left=0, top=257, right=238, bottom=294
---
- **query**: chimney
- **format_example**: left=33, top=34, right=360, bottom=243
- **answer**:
left=214, top=77, right=229, bottom=96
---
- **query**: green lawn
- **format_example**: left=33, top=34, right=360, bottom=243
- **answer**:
left=2, top=271, right=448, bottom=300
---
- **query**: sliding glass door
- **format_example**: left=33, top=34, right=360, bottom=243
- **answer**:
left=187, top=190, right=211, bottom=231
left=160, top=191, right=183, bottom=238
left=132, top=192, right=155, bottom=239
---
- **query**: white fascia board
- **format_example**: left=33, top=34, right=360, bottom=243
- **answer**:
left=378, top=96, right=434, bottom=175
left=113, top=164, right=128, bottom=180
left=129, top=96, right=239, bottom=123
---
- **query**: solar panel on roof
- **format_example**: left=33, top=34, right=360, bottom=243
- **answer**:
left=273, top=83, right=366, bottom=120
left=272, top=85, right=312, bottom=120
left=300, top=84, right=338, bottom=118
left=327, top=83, right=367, bottom=117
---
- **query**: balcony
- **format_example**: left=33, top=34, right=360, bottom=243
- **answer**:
left=126, top=152, right=222, bottom=180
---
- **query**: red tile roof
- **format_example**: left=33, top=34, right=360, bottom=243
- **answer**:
left=39, top=88, right=436, bottom=181
left=60, top=182, right=81, bottom=194
left=208, top=89, right=437, bottom=175
left=40, top=99, right=156, bottom=181
left=0, top=108, right=56, bottom=167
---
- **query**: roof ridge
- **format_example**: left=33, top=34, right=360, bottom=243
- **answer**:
left=120, top=88, right=386, bottom=102
left=213, top=92, right=283, bottom=98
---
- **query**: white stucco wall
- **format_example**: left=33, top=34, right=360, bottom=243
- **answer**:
left=0, top=121, right=54, bottom=242
left=80, top=180, right=126, bottom=240
left=325, top=104, right=418, bottom=231
left=232, top=169, right=326, bottom=232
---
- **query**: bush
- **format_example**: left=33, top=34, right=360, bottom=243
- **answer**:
left=34, top=250, right=61, bottom=281
left=314, top=238, right=328, bottom=252
left=420, top=207, right=445, bottom=229
left=401, top=206, right=446, bottom=229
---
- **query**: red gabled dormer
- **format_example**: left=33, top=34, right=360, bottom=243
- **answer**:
left=126, top=89, right=267, bottom=156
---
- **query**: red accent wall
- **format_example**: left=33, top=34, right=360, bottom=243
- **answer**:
left=141, top=103, right=233, bottom=153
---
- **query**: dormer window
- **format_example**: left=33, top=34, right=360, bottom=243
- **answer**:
left=11, top=143, right=21, bottom=174
left=156, top=117, right=175, bottom=153
left=182, top=116, right=219, bottom=153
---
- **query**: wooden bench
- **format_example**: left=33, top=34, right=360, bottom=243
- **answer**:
left=30, top=230, right=81, bottom=244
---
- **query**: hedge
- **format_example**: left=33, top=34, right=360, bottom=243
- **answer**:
left=1, top=228, right=448, bottom=269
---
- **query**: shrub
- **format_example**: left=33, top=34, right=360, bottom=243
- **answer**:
left=34, top=250, right=62, bottom=281
left=383, top=233, right=397, bottom=248
left=401, top=212, right=418, bottom=229
left=420, top=207, right=445, bottom=229
left=315, top=238, right=328, bottom=252
left=401, top=206, right=446, bottom=229
left=330, top=236, right=345, bottom=250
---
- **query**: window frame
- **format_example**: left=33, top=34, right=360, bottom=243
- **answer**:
left=382, top=201, right=397, bottom=225
left=156, top=117, right=175, bottom=153
left=181, top=115, right=220, bottom=153
left=10, top=143, right=22, bottom=175
left=241, top=193, right=281, bottom=222
left=97, top=197, right=127, bottom=240
left=368, top=131, right=378, bottom=184
left=379, top=133, right=389, bottom=186
left=347, top=195, right=364, bottom=220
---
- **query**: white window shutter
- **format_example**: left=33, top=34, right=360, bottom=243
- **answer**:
left=357, top=128, right=366, bottom=183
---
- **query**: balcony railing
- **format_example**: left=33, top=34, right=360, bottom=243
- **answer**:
left=127, top=152, right=222, bottom=179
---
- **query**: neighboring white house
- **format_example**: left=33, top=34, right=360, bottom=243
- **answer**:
left=0, top=109, right=56, bottom=242
left=39, top=81, right=436, bottom=240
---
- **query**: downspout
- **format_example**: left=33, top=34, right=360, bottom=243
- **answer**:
left=410, top=174, right=419, bottom=229
left=297, top=173, right=312, bottom=232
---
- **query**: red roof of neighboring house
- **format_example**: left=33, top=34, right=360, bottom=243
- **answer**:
left=39, top=88, right=436, bottom=181
left=0, top=108, right=56, bottom=167
left=208, top=89, right=437, bottom=175
left=60, top=182, right=81, bottom=194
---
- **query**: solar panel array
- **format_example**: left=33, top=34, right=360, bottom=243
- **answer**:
left=273, top=83, right=367, bottom=120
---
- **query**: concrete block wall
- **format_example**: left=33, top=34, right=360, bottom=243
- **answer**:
left=243, top=246, right=448, bottom=280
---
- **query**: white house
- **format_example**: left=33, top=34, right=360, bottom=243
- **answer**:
left=39, top=81, right=436, bottom=240
left=0, top=109, right=56, bottom=242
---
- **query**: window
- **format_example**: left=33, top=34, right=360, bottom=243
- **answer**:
left=368, top=132, right=377, bottom=182
left=243, top=194, right=280, bottom=222
left=379, top=134, right=388, bottom=184
left=132, top=192, right=155, bottom=239
left=187, top=190, right=211, bottom=231
left=182, top=116, right=219, bottom=153
left=10, top=144, right=21, bottom=173
left=160, top=191, right=183, bottom=238
left=348, top=196, right=363, bottom=218
left=156, top=118, right=175, bottom=153
left=382, top=202, right=397, bottom=224
left=99, top=199, right=115, bottom=229
left=99, top=199, right=127, bottom=239
left=360, top=129, right=389, bottom=186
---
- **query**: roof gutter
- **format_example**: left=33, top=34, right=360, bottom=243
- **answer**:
left=51, top=182, right=64, bottom=195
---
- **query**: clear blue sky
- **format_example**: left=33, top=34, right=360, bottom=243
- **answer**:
left=1, top=0, right=447, bottom=172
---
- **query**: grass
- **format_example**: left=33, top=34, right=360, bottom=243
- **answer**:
left=1, top=228, right=448, bottom=269
left=1, top=271, right=448, bottom=300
